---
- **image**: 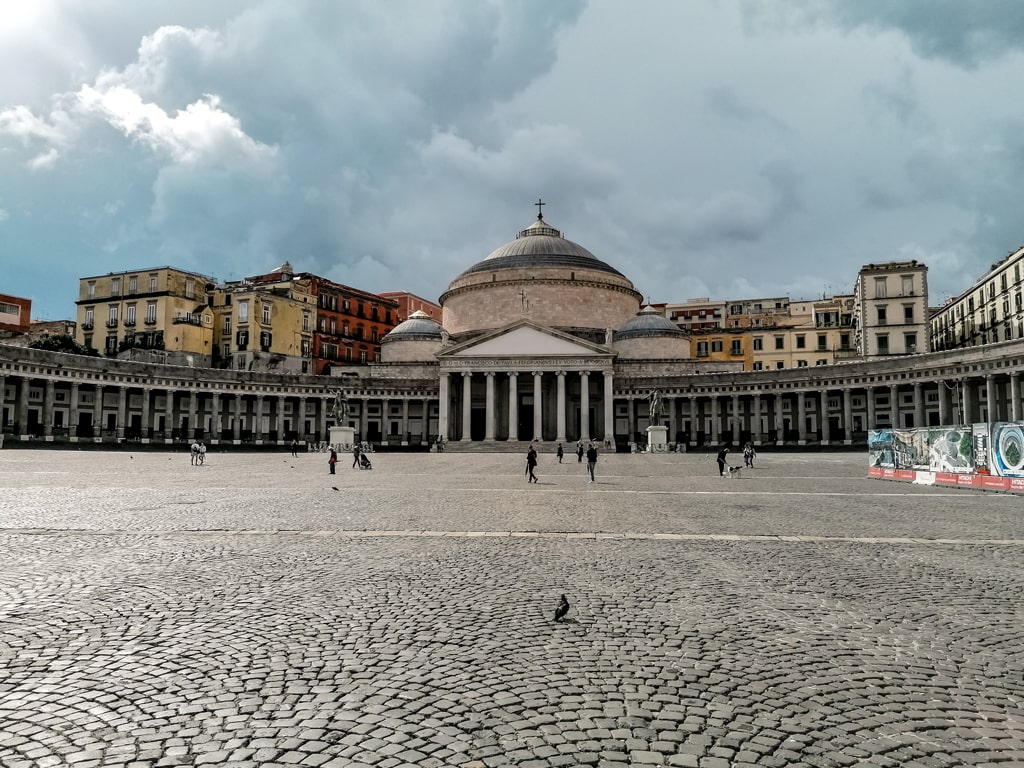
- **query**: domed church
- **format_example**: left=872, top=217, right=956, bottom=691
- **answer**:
left=373, top=206, right=726, bottom=447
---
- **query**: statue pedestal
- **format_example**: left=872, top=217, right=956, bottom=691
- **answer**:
left=330, top=425, right=356, bottom=451
left=646, top=425, right=668, bottom=452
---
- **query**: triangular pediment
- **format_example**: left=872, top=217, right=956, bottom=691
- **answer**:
left=439, top=322, right=610, bottom=359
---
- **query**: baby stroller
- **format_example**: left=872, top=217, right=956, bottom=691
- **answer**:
left=358, top=451, right=373, bottom=470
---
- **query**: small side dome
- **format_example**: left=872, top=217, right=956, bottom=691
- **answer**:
left=614, top=306, right=686, bottom=341
left=382, top=310, right=443, bottom=342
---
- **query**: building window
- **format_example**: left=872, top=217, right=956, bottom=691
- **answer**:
left=105, top=335, right=118, bottom=354
left=84, top=308, right=94, bottom=328
left=905, top=333, right=917, bottom=353
left=903, top=305, right=914, bottom=323
left=238, top=301, right=249, bottom=322
left=302, top=313, right=310, bottom=332
left=262, top=304, right=271, bottom=324
left=236, top=330, right=249, bottom=350
left=753, top=361, right=763, bottom=371
left=696, top=341, right=708, bottom=357
left=817, top=334, right=827, bottom=350
left=874, top=277, right=887, bottom=299
left=730, top=339, right=741, bottom=355
left=111, top=277, right=121, bottom=296
left=753, top=337, right=763, bottom=351
left=877, top=334, right=889, bottom=354
left=360, top=349, right=367, bottom=363
left=87, top=281, right=96, bottom=299
left=372, top=328, right=379, bottom=343
left=125, top=304, right=136, bottom=326
left=260, top=331, right=272, bottom=351
left=150, top=274, right=158, bottom=291
left=301, top=338, right=310, bottom=357
left=797, top=360, right=808, bottom=367
left=146, top=302, right=157, bottom=324
left=711, top=340, right=723, bottom=353
left=776, top=361, right=785, bottom=369
left=816, top=359, right=828, bottom=366
left=107, top=305, right=119, bottom=326
left=902, top=275, right=913, bottom=295
left=840, top=333, right=851, bottom=350
left=185, top=278, right=195, bottom=299
left=774, top=337, right=784, bottom=350
left=796, top=335, right=806, bottom=349
left=223, top=316, right=231, bottom=333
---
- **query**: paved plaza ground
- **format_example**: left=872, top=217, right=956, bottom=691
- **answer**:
left=0, top=447, right=1021, bottom=768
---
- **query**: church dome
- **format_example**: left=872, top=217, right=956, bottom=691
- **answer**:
left=614, top=306, right=686, bottom=341
left=383, top=310, right=443, bottom=341
left=456, top=216, right=626, bottom=279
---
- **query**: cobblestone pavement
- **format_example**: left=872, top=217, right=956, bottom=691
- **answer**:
left=0, top=449, right=1021, bottom=767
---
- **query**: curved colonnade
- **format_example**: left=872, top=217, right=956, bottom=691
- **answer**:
left=2, top=340, right=1024, bottom=449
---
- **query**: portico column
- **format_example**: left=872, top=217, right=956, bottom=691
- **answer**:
left=277, top=395, right=286, bottom=441
left=797, top=391, right=807, bottom=444
left=255, top=395, right=265, bottom=442
left=689, top=396, right=698, bottom=445
left=889, top=384, right=899, bottom=429
left=961, top=379, right=973, bottom=424
left=866, top=387, right=876, bottom=431
left=506, top=372, right=517, bottom=441
left=298, top=396, right=308, bottom=440
left=401, top=399, right=410, bottom=445
left=555, top=371, right=566, bottom=443
left=532, top=371, right=543, bottom=442
left=985, top=375, right=997, bottom=422
left=774, top=394, right=784, bottom=444
left=1011, top=373, right=1021, bottom=422
left=461, top=372, right=472, bottom=442
left=162, top=389, right=173, bottom=441
left=913, top=383, right=924, bottom=428
left=17, top=378, right=30, bottom=437
left=821, top=391, right=831, bottom=444
left=140, top=387, right=150, bottom=442
left=43, top=380, right=55, bottom=438
left=842, top=388, right=853, bottom=443
left=117, top=386, right=127, bottom=440
left=710, top=397, right=720, bottom=444
left=752, top=394, right=762, bottom=444
left=188, top=391, right=198, bottom=440
left=233, top=395, right=242, bottom=442
left=579, top=371, right=590, bottom=442
left=731, top=394, right=741, bottom=445
left=668, top=396, right=677, bottom=444
left=438, top=373, right=450, bottom=442
left=603, top=371, right=614, bottom=444
left=485, top=372, right=496, bottom=441
left=69, top=382, right=80, bottom=438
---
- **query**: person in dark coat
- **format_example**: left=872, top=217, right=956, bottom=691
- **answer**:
left=556, top=443, right=564, bottom=463
left=576, top=441, right=584, bottom=463
left=586, top=442, right=598, bottom=482
left=526, top=444, right=539, bottom=483
left=717, top=447, right=729, bottom=476
left=329, top=447, right=338, bottom=475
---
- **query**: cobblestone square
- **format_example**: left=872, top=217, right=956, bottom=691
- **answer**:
left=0, top=448, right=1022, bottom=767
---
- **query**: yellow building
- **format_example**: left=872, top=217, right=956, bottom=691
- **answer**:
left=75, top=267, right=217, bottom=366
left=209, top=262, right=315, bottom=374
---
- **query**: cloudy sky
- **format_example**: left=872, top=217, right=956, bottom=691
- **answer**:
left=4, top=1, right=1024, bottom=321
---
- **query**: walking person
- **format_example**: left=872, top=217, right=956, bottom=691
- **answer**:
left=352, top=443, right=361, bottom=468
left=328, top=447, right=338, bottom=474
left=190, top=440, right=200, bottom=466
left=291, top=439, right=298, bottom=457
left=198, top=441, right=206, bottom=465
left=576, top=441, right=584, bottom=463
left=586, top=442, right=597, bottom=483
left=526, top=444, right=539, bottom=483
left=743, top=441, right=756, bottom=468
left=556, top=443, right=564, bottom=463
left=717, top=446, right=729, bottom=476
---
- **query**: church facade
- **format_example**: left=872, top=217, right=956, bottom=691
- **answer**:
left=2, top=212, right=1024, bottom=449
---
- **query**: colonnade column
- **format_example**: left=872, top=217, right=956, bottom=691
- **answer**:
left=162, top=389, right=173, bottom=441
left=69, top=382, right=80, bottom=438
left=1011, top=373, right=1021, bottom=422
left=889, top=384, right=899, bottom=429
left=710, top=397, right=720, bottom=445
left=140, top=387, right=150, bottom=441
left=962, top=380, right=973, bottom=424
left=255, top=395, right=265, bottom=442
left=731, top=394, right=741, bottom=445
left=555, top=372, right=566, bottom=443
left=532, top=372, right=543, bottom=442
left=821, top=391, right=831, bottom=444
left=842, top=389, right=853, bottom=443
left=668, top=397, right=677, bottom=443
left=866, top=387, right=876, bottom=431
left=277, top=396, right=286, bottom=441
left=233, top=395, right=242, bottom=442
left=913, top=383, right=924, bottom=428
left=188, top=391, right=198, bottom=440
left=603, top=371, right=614, bottom=444
left=401, top=399, right=410, bottom=444
left=42, top=380, right=55, bottom=438
left=797, top=391, right=807, bottom=443
left=985, top=375, right=997, bottom=422
left=751, top=394, right=762, bottom=444
left=117, top=386, right=127, bottom=440
left=17, top=378, right=30, bottom=437
left=461, top=373, right=472, bottom=442
left=579, top=371, right=590, bottom=442
left=689, top=396, right=698, bottom=444
left=438, top=374, right=450, bottom=442
left=938, top=383, right=951, bottom=425
left=506, top=372, right=517, bottom=442
left=774, top=394, right=784, bottom=445
left=485, top=373, right=496, bottom=441
left=297, top=396, right=307, bottom=440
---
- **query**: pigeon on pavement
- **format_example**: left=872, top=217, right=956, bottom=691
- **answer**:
left=554, top=594, right=570, bottom=622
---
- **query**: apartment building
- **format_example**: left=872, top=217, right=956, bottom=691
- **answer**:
left=378, top=291, right=442, bottom=323
left=0, top=293, right=31, bottom=335
left=663, top=298, right=726, bottom=333
left=75, top=267, right=217, bottom=365
left=853, top=261, right=929, bottom=357
left=931, top=244, right=1024, bottom=352
left=305, top=275, right=399, bottom=374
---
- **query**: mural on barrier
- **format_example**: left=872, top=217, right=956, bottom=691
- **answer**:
left=869, top=421, right=1024, bottom=477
